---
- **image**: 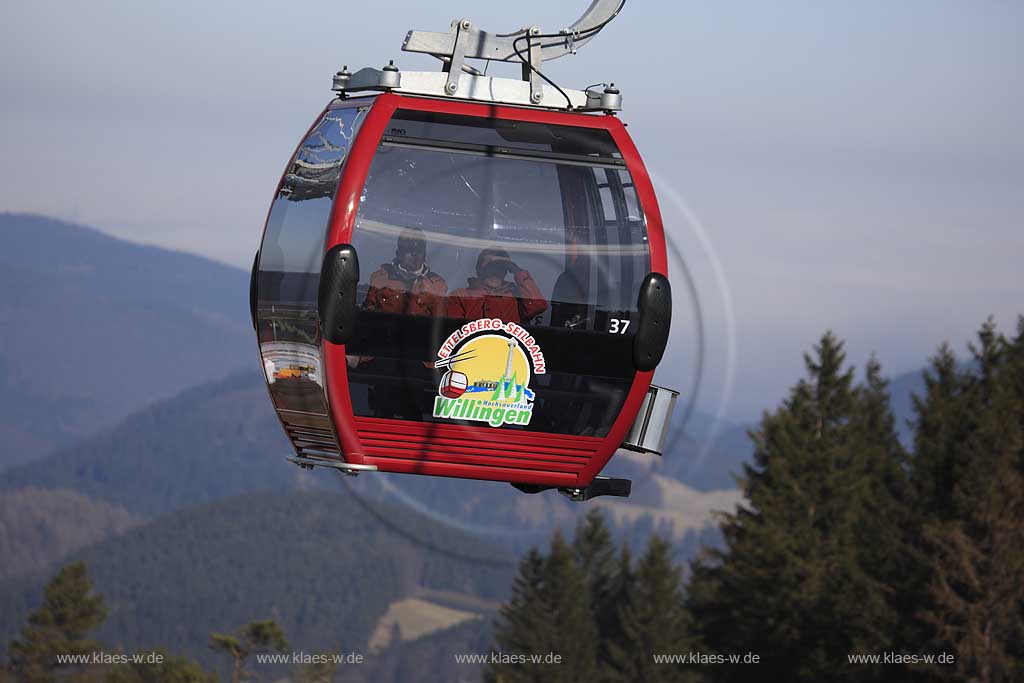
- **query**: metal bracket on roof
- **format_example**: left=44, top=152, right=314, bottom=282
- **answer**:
left=333, top=0, right=626, bottom=111
left=403, top=0, right=623, bottom=65
left=443, top=19, right=472, bottom=96
left=523, top=27, right=544, bottom=104
left=402, top=0, right=622, bottom=95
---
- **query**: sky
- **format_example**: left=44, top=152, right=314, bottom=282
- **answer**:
left=2, top=1, right=1022, bottom=421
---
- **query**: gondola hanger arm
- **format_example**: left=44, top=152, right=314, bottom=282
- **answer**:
left=335, top=0, right=625, bottom=111
left=403, top=0, right=623, bottom=64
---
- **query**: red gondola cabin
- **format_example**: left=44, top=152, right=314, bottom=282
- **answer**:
left=253, top=33, right=677, bottom=500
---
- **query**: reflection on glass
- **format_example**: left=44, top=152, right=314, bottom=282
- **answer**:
left=261, top=340, right=326, bottom=413
left=364, top=227, right=448, bottom=318
left=257, top=105, right=366, bottom=416
left=354, top=148, right=648, bottom=331
left=445, top=247, right=547, bottom=325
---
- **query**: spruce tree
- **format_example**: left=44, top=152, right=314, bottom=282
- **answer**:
left=487, top=548, right=550, bottom=683
left=541, top=533, right=599, bottom=682
left=7, top=561, right=108, bottom=683
left=917, top=321, right=1024, bottom=682
left=845, top=357, right=915, bottom=651
left=686, top=332, right=907, bottom=682
left=488, top=535, right=598, bottom=683
left=910, top=344, right=968, bottom=521
left=899, top=341, right=973, bottom=671
left=572, top=510, right=619, bottom=680
left=602, top=544, right=635, bottom=680
left=608, top=536, right=693, bottom=682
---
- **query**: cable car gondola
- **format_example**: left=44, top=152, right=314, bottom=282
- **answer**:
left=252, top=0, right=678, bottom=501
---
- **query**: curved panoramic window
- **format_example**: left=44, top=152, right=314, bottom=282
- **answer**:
left=256, top=105, right=366, bottom=416
left=346, top=111, right=650, bottom=436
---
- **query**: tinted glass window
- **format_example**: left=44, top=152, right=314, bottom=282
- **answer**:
left=346, top=112, right=649, bottom=436
left=257, top=105, right=366, bottom=415
left=385, top=109, right=622, bottom=158
left=259, top=107, right=366, bottom=305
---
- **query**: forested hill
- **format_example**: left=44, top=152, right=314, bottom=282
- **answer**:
left=0, top=370, right=299, bottom=517
left=0, top=488, right=142, bottom=581
left=0, top=490, right=517, bottom=670
left=0, top=213, right=252, bottom=466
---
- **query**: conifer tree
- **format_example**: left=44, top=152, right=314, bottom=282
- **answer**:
left=209, top=619, right=289, bottom=683
left=488, top=534, right=598, bottom=683
left=916, top=320, right=1024, bottom=682
left=572, top=510, right=619, bottom=679
left=686, top=332, right=906, bottom=682
left=7, top=561, right=108, bottom=683
left=910, top=344, right=968, bottom=521
left=487, top=548, right=549, bottom=683
left=603, top=544, right=635, bottom=675
left=845, top=356, right=914, bottom=649
left=541, top=533, right=599, bottom=682
left=899, top=341, right=973, bottom=667
left=1007, top=316, right=1024, bottom=404
left=608, top=536, right=693, bottom=682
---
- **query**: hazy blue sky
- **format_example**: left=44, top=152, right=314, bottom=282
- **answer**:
left=2, top=1, right=1021, bottom=420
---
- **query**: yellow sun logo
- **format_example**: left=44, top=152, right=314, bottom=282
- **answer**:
left=446, top=334, right=531, bottom=404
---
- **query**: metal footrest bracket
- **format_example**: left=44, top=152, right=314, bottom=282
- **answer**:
left=558, top=476, right=632, bottom=502
left=287, top=456, right=378, bottom=477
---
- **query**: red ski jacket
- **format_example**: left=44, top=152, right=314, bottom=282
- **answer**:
left=446, top=271, right=548, bottom=324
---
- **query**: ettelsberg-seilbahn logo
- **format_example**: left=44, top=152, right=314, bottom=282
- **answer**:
left=433, top=318, right=546, bottom=428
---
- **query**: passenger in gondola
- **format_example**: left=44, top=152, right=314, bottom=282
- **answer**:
left=446, top=248, right=548, bottom=324
left=359, top=228, right=447, bottom=420
left=364, top=227, right=447, bottom=316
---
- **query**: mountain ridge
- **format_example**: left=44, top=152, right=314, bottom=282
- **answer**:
left=0, top=212, right=253, bottom=466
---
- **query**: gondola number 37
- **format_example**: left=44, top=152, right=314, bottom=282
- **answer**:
left=609, top=318, right=630, bottom=334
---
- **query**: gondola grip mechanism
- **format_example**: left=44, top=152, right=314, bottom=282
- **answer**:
left=402, top=0, right=624, bottom=64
